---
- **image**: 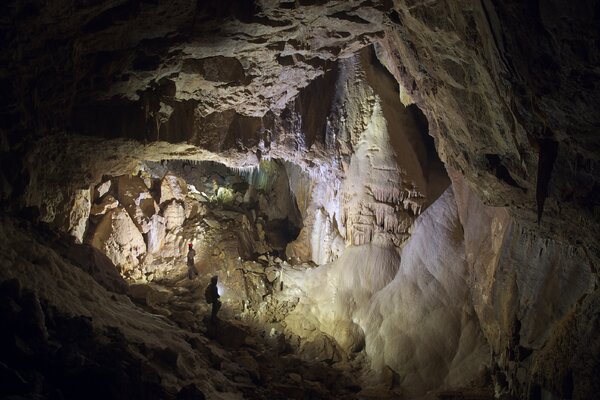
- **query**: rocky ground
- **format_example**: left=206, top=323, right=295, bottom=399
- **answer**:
left=0, top=213, right=368, bottom=400
left=0, top=213, right=496, bottom=400
left=128, top=273, right=370, bottom=400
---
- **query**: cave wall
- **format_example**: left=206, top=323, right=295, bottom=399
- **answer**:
left=377, top=0, right=600, bottom=258
left=0, top=216, right=238, bottom=399
left=451, top=171, right=598, bottom=398
left=3, top=0, right=598, bottom=258
left=280, top=175, right=597, bottom=397
left=284, top=46, right=449, bottom=264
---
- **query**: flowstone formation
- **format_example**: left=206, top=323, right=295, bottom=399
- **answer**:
left=2, top=1, right=600, bottom=399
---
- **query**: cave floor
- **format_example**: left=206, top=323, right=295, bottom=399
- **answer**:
left=129, top=272, right=495, bottom=400
left=0, top=214, right=495, bottom=399
left=128, top=273, right=383, bottom=399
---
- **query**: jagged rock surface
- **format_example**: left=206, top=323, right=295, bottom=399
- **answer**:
left=2, top=0, right=598, bottom=255
left=0, top=216, right=382, bottom=400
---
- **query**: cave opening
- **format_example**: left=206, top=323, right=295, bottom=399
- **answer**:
left=2, top=2, right=599, bottom=400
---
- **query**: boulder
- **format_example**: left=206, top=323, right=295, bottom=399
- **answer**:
left=90, top=207, right=146, bottom=271
left=160, top=174, right=188, bottom=205
left=90, top=194, right=119, bottom=216
left=95, top=179, right=112, bottom=200
left=184, top=197, right=206, bottom=220
left=265, top=266, right=278, bottom=283
left=244, top=272, right=267, bottom=306
left=128, top=283, right=173, bottom=306
left=116, top=175, right=159, bottom=233
left=204, top=218, right=220, bottom=229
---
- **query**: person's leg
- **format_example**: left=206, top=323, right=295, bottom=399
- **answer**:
left=211, top=302, right=217, bottom=321
left=211, top=300, right=221, bottom=322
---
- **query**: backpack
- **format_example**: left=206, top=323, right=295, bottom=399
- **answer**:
left=204, top=285, right=213, bottom=304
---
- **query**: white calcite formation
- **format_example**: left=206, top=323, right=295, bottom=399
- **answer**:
left=280, top=189, right=489, bottom=396
left=146, top=214, right=167, bottom=254
left=361, top=189, right=489, bottom=394
left=281, top=48, right=446, bottom=265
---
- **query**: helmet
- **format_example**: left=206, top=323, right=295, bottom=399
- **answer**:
left=188, top=243, right=193, bottom=248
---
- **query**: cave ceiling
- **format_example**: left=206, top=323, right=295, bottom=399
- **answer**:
left=1, top=0, right=599, bottom=257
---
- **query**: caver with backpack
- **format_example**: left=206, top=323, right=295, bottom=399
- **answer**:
left=205, top=275, right=221, bottom=322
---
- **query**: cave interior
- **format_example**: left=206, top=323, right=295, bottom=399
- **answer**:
left=1, top=1, right=599, bottom=400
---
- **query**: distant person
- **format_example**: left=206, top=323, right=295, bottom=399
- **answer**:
left=211, top=177, right=219, bottom=200
left=205, top=275, right=221, bottom=322
left=187, top=243, right=197, bottom=279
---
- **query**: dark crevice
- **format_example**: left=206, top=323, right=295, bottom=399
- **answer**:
left=407, top=104, right=433, bottom=160
left=195, top=0, right=262, bottom=24
left=82, top=1, right=141, bottom=34
left=485, top=154, right=525, bottom=190
left=536, top=137, right=559, bottom=223
left=328, top=11, right=370, bottom=25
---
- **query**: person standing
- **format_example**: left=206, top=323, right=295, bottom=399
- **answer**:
left=187, top=243, right=197, bottom=279
left=205, top=275, right=221, bottom=322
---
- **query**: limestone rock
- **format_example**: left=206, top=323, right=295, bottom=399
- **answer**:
left=299, top=332, right=342, bottom=363
left=66, top=188, right=91, bottom=244
left=116, top=175, right=159, bottom=234
left=146, top=214, right=166, bottom=254
left=265, top=266, right=278, bottom=283
left=90, top=207, right=147, bottom=271
left=204, top=218, right=220, bottom=229
left=184, top=197, right=206, bottom=220
left=162, top=200, right=186, bottom=231
left=159, top=174, right=188, bottom=205
left=3, top=1, right=600, bottom=398
left=128, top=283, right=174, bottom=307
left=54, top=238, right=127, bottom=294
left=236, top=353, right=260, bottom=382
left=90, top=194, right=119, bottom=216
left=208, top=320, right=248, bottom=348
left=95, top=179, right=112, bottom=200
